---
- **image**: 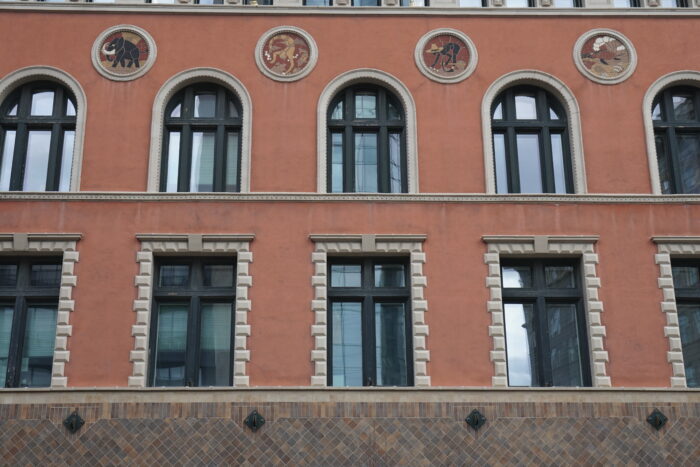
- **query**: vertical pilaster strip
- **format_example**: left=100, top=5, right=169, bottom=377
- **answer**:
left=484, top=250, right=507, bottom=387
left=129, top=250, right=154, bottom=388
left=310, top=250, right=328, bottom=387
left=233, top=249, right=253, bottom=387
left=51, top=244, right=80, bottom=388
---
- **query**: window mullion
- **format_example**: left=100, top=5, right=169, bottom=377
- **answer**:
left=214, top=125, right=225, bottom=191
left=507, top=127, right=520, bottom=193
left=378, top=126, right=388, bottom=193
left=541, top=127, right=554, bottom=193
left=179, top=125, right=192, bottom=192
left=45, top=123, right=62, bottom=191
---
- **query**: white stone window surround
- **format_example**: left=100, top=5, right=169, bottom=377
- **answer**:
left=316, top=69, right=419, bottom=194
left=147, top=68, right=253, bottom=193
left=0, top=66, right=87, bottom=192
left=652, top=236, right=700, bottom=388
left=643, top=71, right=700, bottom=195
left=309, top=234, right=430, bottom=387
left=481, top=70, right=587, bottom=195
left=0, top=233, right=80, bottom=388
left=482, top=235, right=611, bottom=388
left=130, top=234, right=254, bottom=388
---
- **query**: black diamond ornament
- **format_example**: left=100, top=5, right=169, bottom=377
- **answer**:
left=63, top=410, right=84, bottom=434
left=647, top=408, right=668, bottom=431
left=244, top=410, right=265, bottom=432
left=465, top=409, right=486, bottom=430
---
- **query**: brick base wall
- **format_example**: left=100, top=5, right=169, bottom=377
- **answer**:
left=1, top=392, right=699, bottom=465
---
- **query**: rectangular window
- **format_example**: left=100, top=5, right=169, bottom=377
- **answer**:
left=328, top=258, right=412, bottom=387
left=501, top=259, right=590, bottom=387
left=672, top=260, right=700, bottom=387
left=150, top=258, right=236, bottom=387
left=0, top=258, right=60, bottom=388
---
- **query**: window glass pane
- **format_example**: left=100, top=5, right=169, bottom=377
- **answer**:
left=515, top=94, right=537, bottom=119
left=0, top=265, right=17, bottom=287
left=493, top=133, right=508, bottom=194
left=19, top=305, right=56, bottom=387
left=330, top=101, right=343, bottom=120
left=545, top=266, right=575, bottom=288
left=673, top=94, right=696, bottom=121
left=153, top=304, right=188, bottom=386
left=355, top=93, right=377, bottom=119
left=388, top=100, right=401, bottom=121
left=375, top=264, right=405, bottom=287
left=65, top=99, right=76, bottom=117
left=0, top=130, right=16, bottom=191
left=159, top=265, right=189, bottom=287
left=504, top=303, right=537, bottom=386
left=355, top=133, right=378, bottom=192
left=492, top=102, right=503, bottom=120
left=553, top=0, right=574, bottom=6
left=0, top=306, right=13, bottom=388
left=7, top=103, right=18, bottom=117
left=225, top=132, right=239, bottom=191
left=676, top=134, right=700, bottom=194
left=516, top=133, right=543, bottom=193
left=375, top=303, right=408, bottom=386
left=504, top=0, right=529, bottom=5
left=655, top=134, right=673, bottom=194
left=331, top=302, right=363, bottom=386
left=547, top=304, right=583, bottom=386
left=58, top=131, right=75, bottom=192
left=30, top=91, right=54, bottom=116
left=678, top=304, right=700, bottom=387
left=331, top=265, right=361, bottom=287
left=203, top=264, right=234, bottom=287
left=190, top=132, right=216, bottom=192
left=198, top=302, right=232, bottom=386
left=30, top=264, right=61, bottom=287
left=165, top=132, right=181, bottom=193
left=502, top=266, right=532, bottom=288
left=194, top=93, right=216, bottom=118
left=652, top=102, right=663, bottom=121
left=306, top=0, right=332, bottom=4
left=459, top=0, right=483, bottom=5
left=551, top=134, right=567, bottom=194
left=389, top=133, right=402, bottom=193
left=613, top=0, right=633, bottom=6
left=331, top=133, right=344, bottom=193
left=170, top=103, right=181, bottom=118
left=672, top=266, right=699, bottom=288
left=23, top=131, right=52, bottom=191
left=549, top=105, right=561, bottom=120
left=228, top=99, right=239, bottom=118
left=354, top=0, right=380, bottom=5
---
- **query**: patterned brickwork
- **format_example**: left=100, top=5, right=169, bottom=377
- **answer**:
left=1, top=400, right=699, bottom=465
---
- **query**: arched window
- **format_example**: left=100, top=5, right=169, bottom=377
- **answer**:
left=491, top=86, right=573, bottom=194
left=327, top=84, right=407, bottom=193
left=0, top=81, right=76, bottom=192
left=652, top=86, right=700, bottom=194
left=161, top=84, right=242, bottom=192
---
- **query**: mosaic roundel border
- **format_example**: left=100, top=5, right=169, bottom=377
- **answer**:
left=255, top=26, right=318, bottom=83
left=91, top=25, right=157, bottom=82
left=414, top=29, right=478, bottom=84
left=573, top=28, right=637, bottom=85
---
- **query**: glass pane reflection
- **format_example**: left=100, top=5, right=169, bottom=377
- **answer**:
left=0, top=306, right=13, bottom=388
left=198, top=303, right=232, bottom=386
left=673, top=94, right=695, bottom=121
left=502, top=266, right=531, bottom=288
left=153, top=304, right=188, bottom=386
left=190, top=132, right=216, bottom=192
left=331, top=265, right=361, bottom=287
left=194, top=93, right=216, bottom=118
left=494, top=133, right=508, bottom=194
left=355, top=133, right=378, bottom=192
left=23, top=131, right=52, bottom=191
left=678, top=304, right=700, bottom=388
left=545, top=266, right=575, bottom=288
left=0, top=130, right=16, bottom=191
left=676, top=133, right=700, bottom=194
left=374, top=264, right=405, bottom=287
left=375, top=303, right=408, bottom=386
left=203, top=264, right=234, bottom=287
left=20, top=306, right=57, bottom=387
left=159, top=265, right=189, bottom=287
left=516, top=133, right=543, bottom=193
left=672, top=266, right=700, bottom=288
left=547, top=304, right=583, bottom=386
left=0, top=264, right=17, bottom=287
left=331, top=133, right=344, bottom=193
left=30, top=91, right=54, bottom=116
left=331, top=302, right=363, bottom=386
left=504, top=303, right=537, bottom=386
left=515, top=94, right=537, bottom=119
left=355, top=93, right=377, bottom=119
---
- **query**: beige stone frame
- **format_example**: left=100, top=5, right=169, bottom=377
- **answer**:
left=129, top=234, right=254, bottom=387
left=309, top=234, right=430, bottom=387
left=482, top=235, right=610, bottom=387
left=652, top=236, right=700, bottom=388
left=0, top=233, right=80, bottom=388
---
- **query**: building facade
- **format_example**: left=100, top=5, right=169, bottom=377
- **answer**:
left=0, top=0, right=699, bottom=463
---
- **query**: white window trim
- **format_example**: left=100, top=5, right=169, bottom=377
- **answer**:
left=482, top=235, right=610, bottom=387
left=652, top=236, right=700, bottom=388
left=316, top=69, right=419, bottom=194
left=130, top=234, right=254, bottom=388
left=0, top=66, right=87, bottom=192
left=643, top=71, right=700, bottom=195
left=0, top=233, right=80, bottom=388
left=481, top=70, right=587, bottom=194
left=147, top=68, right=253, bottom=193
left=309, top=234, right=430, bottom=387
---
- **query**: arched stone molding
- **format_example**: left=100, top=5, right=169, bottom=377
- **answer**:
left=643, top=71, right=700, bottom=195
left=316, top=69, right=419, bottom=193
left=481, top=70, right=587, bottom=195
left=147, top=68, right=253, bottom=192
left=0, top=66, right=87, bottom=192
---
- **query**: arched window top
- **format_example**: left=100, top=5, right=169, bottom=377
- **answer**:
left=148, top=68, right=252, bottom=193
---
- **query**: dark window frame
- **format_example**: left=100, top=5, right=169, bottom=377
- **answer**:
left=0, top=257, right=61, bottom=388
left=327, top=84, right=408, bottom=193
left=327, top=257, right=413, bottom=387
left=501, top=258, right=591, bottom=387
left=160, top=83, right=243, bottom=193
left=671, top=259, right=700, bottom=387
left=0, top=81, right=76, bottom=191
left=148, top=257, right=236, bottom=387
left=652, top=86, right=700, bottom=194
left=491, top=85, right=574, bottom=194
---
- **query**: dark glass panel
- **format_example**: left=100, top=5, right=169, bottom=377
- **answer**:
left=652, top=102, right=663, bottom=121
left=30, top=264, right=61, bottom=287
left=387, top=100, right=402, bottom=120
left=504, top=303, right=537, bottom=386
left=355, top=93, right=377, bottom=119
left=203, top=264, right=234, bottom=288
left=0, top=265, right=17, bottom=287
left=194, top=93, right=216, bottom=118
left=374, top=264, right=405, bottom=288
left=492, top=102, right=503, bottom=120
left=19, top=306, right=56, bottom=387
left=502, top=266, right=532, bottom=288
left=672, top=266, right=700, bottom=289
left=331, top=302, right=362, bottom=386
left=672, top=94, right=696, bottom=121
left=153, top=304, right=188, bottom=386
left=676, top=133, right=700, bottom=194
left=225, top=132, right=240, bottom=191
left=0, top=130, right=15, bottom=191
left=375, top=303, right=408, bottom=386
left=170, top=102, right=182, bottom=118
left=678, top=304, right=700, bottom=388
left=547, top=304, right=583, bottom=386
left=159, top=265, right=189, bottom=287
left=198, top=302, right=232, bottom=386
left=549, top=106, right=561, bottom=120
left=545, top=266, right=576, bottom=288
left=0, top=306, right=13, bottom=388
left=655, top=134, right=673, bottom=194
left=228, top=98, right=239, bottom=118
left=7, top=103, right=18, bottom=117
left=330, top=101, right=343, bottom=120
left=305, top=0, right=332, bottom=4
left=331, top=265, right=361, bottom=287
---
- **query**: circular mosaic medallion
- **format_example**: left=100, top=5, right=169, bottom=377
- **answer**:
left=574, top=29, right=636, bottom=85
left=255, top=26, right=318, bottom=82
left=414, top=29, right=478, bottom=84
left=91, top=25, right=156, bottom=81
